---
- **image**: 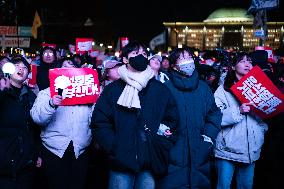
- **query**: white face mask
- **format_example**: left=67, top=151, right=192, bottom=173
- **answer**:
left=177, top=59, right=195, bottom=76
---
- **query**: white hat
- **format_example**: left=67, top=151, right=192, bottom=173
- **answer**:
left=148, top=54, right=162, bottom=62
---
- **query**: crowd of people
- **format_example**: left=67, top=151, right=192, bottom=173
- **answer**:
left=0, top=41, right=284, bottom=189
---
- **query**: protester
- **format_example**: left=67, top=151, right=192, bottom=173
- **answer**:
left=160, top=56, right=170, bottom=73
left=214, top=52, right=268, bottom=189
left=36, top=47, right=57, bottom=91
left=148, top=54, right=169, bottom=83
left=101, top=59, right=123, bottom=89
left=0, top=57, right=37, bottom=189
left=91, top=41, right=179, bottom=189
left=30, top=58, right=93, bottom=189
left=157, top=46, right=222, bottom=189
left=250, top=50, right=275, bottom=83
left=258, top=64, right=284, bottom=189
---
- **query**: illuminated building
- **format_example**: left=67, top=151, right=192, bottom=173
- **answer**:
left=164, top=8, right=284, bottom=51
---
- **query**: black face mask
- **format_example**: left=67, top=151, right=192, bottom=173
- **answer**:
left=128, top=54, right=148, bottom=71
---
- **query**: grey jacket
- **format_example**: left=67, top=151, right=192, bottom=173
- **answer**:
left=214, top=85, right=268, bottom=163
left=30, top=88, right=93, bottom=159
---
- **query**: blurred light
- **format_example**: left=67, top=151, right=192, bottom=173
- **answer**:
left=115, top=52, right=120, bottom=57
left=92, top=42, right=95, bottom=46
left=194, top=51, right=199, bottom=56
left=2, top=62, right=16, bottom=75
left=147, top=48, right=150, bottom=51
left=107, top=45, right=112, bottom=49
left=99, top=43, right=103, bottom=47
left=178, top=44, right=183, bottom=48
left=158, top=52, right=162, bottom=56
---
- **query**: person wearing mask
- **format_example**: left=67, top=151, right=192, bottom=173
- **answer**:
left=36, top=47, right=57, bottom=91
left=91, top=41, right=179, bottom=189
left=0, top=57, right=37, bottom=189
left=214, top=52, right=268, bottom=189
left=148, top=54, right=169, bottom=83
left=30, top=58, right=92, bottom=189
left=157, top=46, right=222, bottom=189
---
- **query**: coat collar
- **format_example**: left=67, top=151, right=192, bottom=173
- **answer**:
left=169, top=69, right=199, bottom=91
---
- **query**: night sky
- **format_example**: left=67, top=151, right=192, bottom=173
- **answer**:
left=11, top=0, right=284, bottom=47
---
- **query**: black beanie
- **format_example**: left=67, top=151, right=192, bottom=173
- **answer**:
left=11, top=57, right=31, bottom=73
left=249, top=50, right=269, bottom=69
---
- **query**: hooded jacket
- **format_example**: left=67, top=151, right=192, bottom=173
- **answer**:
left=158, top=70, right=222, bottom=189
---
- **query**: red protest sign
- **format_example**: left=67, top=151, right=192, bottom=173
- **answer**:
left=27, top=64, right=37, bottom=87
left=231, top=66, right=284, bottom=119
left=76, top=38, right=93, bottom=54
left=49, top=68, right=100, bottom=106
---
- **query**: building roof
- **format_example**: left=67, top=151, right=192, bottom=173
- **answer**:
left=204, top=8, right=254, bottom=23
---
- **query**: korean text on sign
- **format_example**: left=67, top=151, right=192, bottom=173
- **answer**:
left=55, top=74, right=99, bottom=99
left=237, top=76, right=282, bottom=115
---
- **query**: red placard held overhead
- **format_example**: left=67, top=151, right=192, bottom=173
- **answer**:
left=231, top=66, right=284, bottom=119
left=49, top=68, right=100, bottom=106
left=76, top=38, right=93, bottom=54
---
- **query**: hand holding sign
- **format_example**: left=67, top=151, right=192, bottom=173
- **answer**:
left=49, top=68, right=100, bottom=106
left=51, top=95, right=63, bottom=107
left=239, top=102, right=254, bottom=114
left=231, top=66, right=284, bottom=119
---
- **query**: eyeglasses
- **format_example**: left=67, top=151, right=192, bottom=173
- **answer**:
left=43, top=52, right=54, bottom=57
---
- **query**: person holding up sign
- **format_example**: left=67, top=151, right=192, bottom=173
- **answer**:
left=30, top=58, right=93, bottom=189
left=214, top=52, right=268, bottom=189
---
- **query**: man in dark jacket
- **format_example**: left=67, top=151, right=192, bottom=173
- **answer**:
left=0, top=57, right=37, bottom=189
left=157, top=47, right=222, bottom=189
left=90, top=41, right=179, bottom=189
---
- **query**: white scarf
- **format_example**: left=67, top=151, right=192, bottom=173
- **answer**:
left=117, top=65, right=154, bottom=108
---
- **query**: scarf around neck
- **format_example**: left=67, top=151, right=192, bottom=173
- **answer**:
left=117, top=65, right=154, bottom=108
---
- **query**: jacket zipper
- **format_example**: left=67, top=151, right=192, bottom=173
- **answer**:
left=245, top=115, right=251, bottom=163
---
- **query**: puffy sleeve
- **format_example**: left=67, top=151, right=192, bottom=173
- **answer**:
left=89, top=87, right=115, bottom=153
left=214, top=86, right=244, bottom=126
left=203, top=85, right=222, bottom=141
left=30, top=88, right=56, bottom=126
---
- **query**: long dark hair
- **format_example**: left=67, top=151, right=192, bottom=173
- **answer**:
left=224, top=52, right=251, bottom=92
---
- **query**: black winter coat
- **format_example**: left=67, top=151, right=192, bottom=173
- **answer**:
left=90, top=78, right=179, bottom=175
left=157, top=70, right=222, bottom=189
left=0, top=85, right=37, bottom=176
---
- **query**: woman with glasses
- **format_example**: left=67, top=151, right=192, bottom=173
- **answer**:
left=36, top=47, right=58, bottom=91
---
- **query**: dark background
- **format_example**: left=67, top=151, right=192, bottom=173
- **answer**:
left=1, top=0, right=283, bottom=47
